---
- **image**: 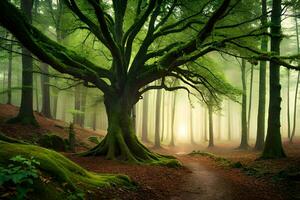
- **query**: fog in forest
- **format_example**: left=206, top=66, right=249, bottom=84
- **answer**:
left=1, top=0, right=300, bottom=199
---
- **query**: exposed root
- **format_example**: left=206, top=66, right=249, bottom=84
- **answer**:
left=81, top=134, right=181, bottom=168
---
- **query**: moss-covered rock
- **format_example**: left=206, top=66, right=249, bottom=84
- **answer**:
left=38, top=134, right=66, bottom=151
left=0, top=141, right=135, bottom=200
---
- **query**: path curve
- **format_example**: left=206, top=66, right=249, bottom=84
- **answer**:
left=171, top=158, right=232, bottom=200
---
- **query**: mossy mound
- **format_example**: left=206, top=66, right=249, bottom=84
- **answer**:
left=0, top=141, right=135, bottom=200
left=38, top=134, right=66, bottom=151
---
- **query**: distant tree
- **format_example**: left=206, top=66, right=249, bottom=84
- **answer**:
left=154, top=82, right=162, bottom=148
left=290, top=9, right=300, bottom=143
left=239, top=58, right=249, bottom=149
left=141, top=91, right=149, bottom=143
left=247, top=64, right=254, bottom=140
left=255, top=0, right=268, bottom=150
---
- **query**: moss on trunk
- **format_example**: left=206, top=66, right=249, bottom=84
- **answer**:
left=82, top=96, right=181, bottom=167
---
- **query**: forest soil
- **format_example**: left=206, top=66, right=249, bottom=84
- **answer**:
left=0, top=104, right=298, bottom=199
left=67, top=151, right=287, bottom=200
left=0, top=103, right=105, bottom=148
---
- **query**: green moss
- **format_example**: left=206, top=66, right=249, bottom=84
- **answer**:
left=0, top=141, right=135, bottom=199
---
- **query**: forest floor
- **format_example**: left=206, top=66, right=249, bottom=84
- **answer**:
left=0, top=104, right=299, bottom=200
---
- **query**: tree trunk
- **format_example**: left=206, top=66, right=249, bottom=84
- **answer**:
left=190, top=104, right=195, bottom=145
left=290, top=72, right=300, bottom=142
left=262, top=0, right=286, bottom=158
left=141, top=91, right=149, bottom=143
left=208, top=105, right=214, bottom=147
left=161, top=92, right=165, bottom=142
left=7, top=35, right=13, bottom=105
left=8, top=0, right=37, bottom=126
left=170, top=90, right=177, bottom=146
left=34, top=73, right=40, bottom=112
left=227, top=100, right=231, bottom=140
left=73, top=85, right=81, bottom=125
left=203, top=107, right=208, bottom=141
left=255, top=0, right=268, bottom=150
left=290, top=12, right=300, bottom=143
left=239, top=59, right=249, bottom=149
left=131, top=106, right=136, bottom=134
left=82, top=94, right=176, bottom=164
left=247, top=64, right=254, bottom=140
left=79, top=85, right=87, bottom=127
left=41, top=63, right=52, bottom=118
left=287, top=69, right=291, bottom=139
left=154, top=89, right=162, bottom=148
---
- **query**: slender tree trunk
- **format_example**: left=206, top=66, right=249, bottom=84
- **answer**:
left=161, top=92, right=165, bottom=142
left=290, top=11, right=300, bottom=143
left=287, top=69, right=291, bottom=138
left=262, top=0, right=286, bottom=158
left=80, top=85, right=87, bottom=127
left=170, top=90, right=177, bottom=146
left=73, top=85, right=81, bottom=125
left=34, top=73, right=39, bottom=112
left=190, top=104, right=195, bottom=145
left=204, top=107, right=208, bottom=141
left=247, top=64, right=254, bottom=140
left=208, top=105, right=214, bottom=147
left=41, top=63, right=52, bottom=118
left=7, top=35, right=13, bottom=105
left=228, top=100, right=231, bottom=140
left=141, top=91, right=149, bottom=143
left=255, top=0, right=268, bottom=150
left=239, top=59, right=249, bottom=149
left=154, top=89, right=162, bottom=148
left=52, top=90, right=58, bottom=118
left=8, top=0, right=37, bottom=126
left=217, top=113, right=221, bottom=140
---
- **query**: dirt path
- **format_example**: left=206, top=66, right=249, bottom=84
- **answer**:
left=171, top=159, right=232, bottom=200
left=68, top=153, right=286, bottom=200
left=170, top=155, right=285, bottom=200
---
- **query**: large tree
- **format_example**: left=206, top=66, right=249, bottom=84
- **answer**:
left=1, top=0, right=298, bottom=163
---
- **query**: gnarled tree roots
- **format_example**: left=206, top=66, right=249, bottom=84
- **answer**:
left=81, top=134, right=181, bottom=168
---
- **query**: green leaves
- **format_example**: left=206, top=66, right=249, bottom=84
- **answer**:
left=0, top=155, right=40, bottom=199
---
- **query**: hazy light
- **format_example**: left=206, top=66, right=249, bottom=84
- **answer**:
left=177, top=123, right=188, bottom=142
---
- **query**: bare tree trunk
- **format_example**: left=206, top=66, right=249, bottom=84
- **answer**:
left=154, top=88, right=162, bottom=148
left=255, top=0, right=268, bottom=150
left=190, top=104, right=195, bottom=144
left=208, top=105, right=214, bottom=147
left=262, top=0, right=286, bottom=158
left=34, top=73, right=39, bottom=112
left=290, top=12, right=300, bottom=143
left=247, top=64, right=254, bottom=140
left=41, top=63, right=52, bottom=118
left=204, top=107, right=208, bottom=141
left=228, top=100, right=231, bottom=140
left=239, top=59, right=249, bottom=149
left=287, top=69, right=291, bottom=139
left=7, top=34, right=13, bottom=105
left=8, top=0, right=38, bottom=126
left=170, top=90, right=177, bottom=146
left=141, top=91, right=149, bottom=143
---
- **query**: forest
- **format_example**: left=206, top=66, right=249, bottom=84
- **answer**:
left=0, top=0, right=299, bottom=199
